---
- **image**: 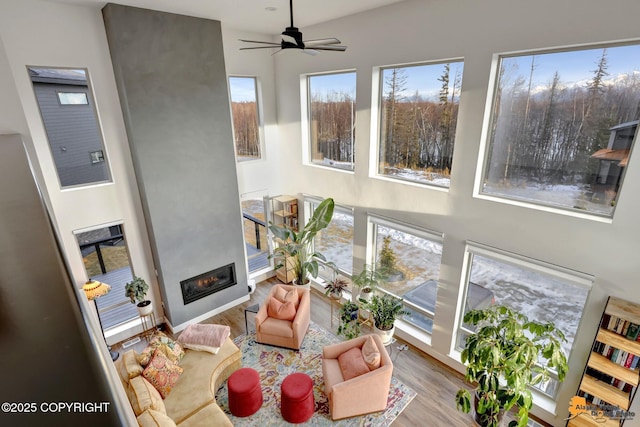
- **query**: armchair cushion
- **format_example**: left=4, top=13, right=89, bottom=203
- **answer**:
left=361, top=335, right=381, bottom=370
left=337, top=347, right=370, bottom=380
left=268, top=297, right=297, bottom=321
left=274, top=286, right=300, bottom=309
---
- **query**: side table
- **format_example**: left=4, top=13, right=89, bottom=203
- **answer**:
left=140, top=311, right=156, bottom=340
left=244, top=303, right=259, bottom=334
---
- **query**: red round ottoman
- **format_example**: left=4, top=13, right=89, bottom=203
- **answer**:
left=228, top=367, right=263, bottom=417
left=280, top=372, right=315, bottom=423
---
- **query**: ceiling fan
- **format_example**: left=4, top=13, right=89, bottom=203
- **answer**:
left=239, top=0, right=347, bottom=54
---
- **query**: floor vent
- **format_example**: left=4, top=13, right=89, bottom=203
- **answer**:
left=527, top=420, right=544, bottom=427
left=121, top=336, right=141, bottom=349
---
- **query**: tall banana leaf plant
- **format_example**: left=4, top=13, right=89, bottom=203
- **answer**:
left=269, top=197, right=334, bottom=284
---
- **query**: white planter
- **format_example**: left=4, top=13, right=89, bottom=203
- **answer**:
left=137, top=300, right=153, bottom=316
left=374, top=324, right=395, bottom=345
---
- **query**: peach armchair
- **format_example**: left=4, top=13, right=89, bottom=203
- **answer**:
left=255, top=284, right=310, bottom=350
left=322, top=334, right=393, bottom=420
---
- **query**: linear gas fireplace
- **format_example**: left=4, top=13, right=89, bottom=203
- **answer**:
left=180, top=263, right=236, bottom=305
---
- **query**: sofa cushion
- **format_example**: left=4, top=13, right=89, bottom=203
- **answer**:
left=137, top=409, right=177, bottom=427
left=163, top=338, right=241, bottom=424
left=268, top=297, right=296, bottom=321
left=337, top=347, right=370, bottom=380
left=142, top=350, right=184, bottom=399
left=116, top=350, right=143, bottom=385
left=178, top=323, right=230, bottom=355
left=176, top=402, right=233, bottom=427
left=361, top=335, right=381, bottom=370
left=127, top=376, right=166, bottom=416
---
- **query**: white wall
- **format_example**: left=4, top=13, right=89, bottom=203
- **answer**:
left=0, top=0, right=158, bottom=344
left=270, top=0, right=640, bottom=424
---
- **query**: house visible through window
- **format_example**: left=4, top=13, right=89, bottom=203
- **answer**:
left=229, top=76, right=261, bottom=162
left=29, top=66, right=111, bottom=188
left=378, top=60, right=464, bottom=187
left=308, top=71, right=356, bottom=171
left=481, top=44, right=640, bottom=217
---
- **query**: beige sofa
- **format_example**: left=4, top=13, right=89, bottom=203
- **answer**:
left=115, top=337, right=241, bottom=426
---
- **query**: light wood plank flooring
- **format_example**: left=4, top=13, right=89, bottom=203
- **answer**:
left=114, top=278, right=551, bottom=426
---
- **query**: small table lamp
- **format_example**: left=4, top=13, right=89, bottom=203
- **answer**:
left=83, top=279, right=119, bottom=361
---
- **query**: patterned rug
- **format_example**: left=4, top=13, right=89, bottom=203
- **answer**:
left=215, top=322, right=416, bottom=426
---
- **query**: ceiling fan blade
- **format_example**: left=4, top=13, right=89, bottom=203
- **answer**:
left=281, top=34, right=298, bottom=45
left=303, top=38, right=341, bottom=47
left=240, top=46, right=282, bottom=50
left=302, top=49, right=318, bottom=56
left=311, top=45, right=347, bottom=52
left=238, top=39, right=281, bottom=46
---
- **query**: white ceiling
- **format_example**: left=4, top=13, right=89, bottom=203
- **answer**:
left=44, top=0, right=406, bottom=34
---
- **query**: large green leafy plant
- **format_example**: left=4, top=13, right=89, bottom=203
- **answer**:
left=269, top=197, right=334, bottom=284
left=124, top=276, right=149, bottom=305
left=455, top=305, right=568, bottom=427
left=360, top=293, right=409, bottom=331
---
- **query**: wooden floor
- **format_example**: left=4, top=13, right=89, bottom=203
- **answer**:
left=114, top=278, right=550, bottom=426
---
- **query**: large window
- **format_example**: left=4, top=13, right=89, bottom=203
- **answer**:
left=229, top=76, right=261, bottom=162
left=308, top=197, right=354, bottom=284
left=457, top=243, right=591, bottom=396
left=481, top=43, right=640, bottom=217
left=29, top=67, right=111, bottom=188
left=307, top=71, right=356, bottom=171
left=370, top=216, right=443, bottom=333
left=377, top=60, right=464, bottom=187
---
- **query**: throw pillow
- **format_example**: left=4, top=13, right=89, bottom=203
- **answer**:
left=142, top=349, right=184, bottom=399
left=361, top=335, right=381, bottom=370
left=178, top=323, right=230, bottom=354
left=127, top=376, right=166, bottom=416
left=273, top=285, right=288, bottom=302
left=337, top=346, right=371, bottom=380
left=137, top=409, right=177, bottom=427
left=267, top=297, right=297, bottom=321
left=283, top=289, right=300, bottom=309
left=137, top=331, right=185, bottom=366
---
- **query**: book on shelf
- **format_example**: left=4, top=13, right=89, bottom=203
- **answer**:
left=626, top=322, right=640, bottom=340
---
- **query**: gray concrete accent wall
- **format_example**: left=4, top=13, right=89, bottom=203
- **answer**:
left=102, top=4, right=247, bottom=326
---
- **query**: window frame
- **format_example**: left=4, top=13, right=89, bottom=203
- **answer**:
left=302, top=70, right=357, bottom=173
left=455, top=241, right=593, bottom=397
left=372, top=58, right=464, bottom=189
left=368, top=214, right=444, bottom=334
left=474, top=41, right=640, bottom=222
left=228, top=75, right=264, bottom=163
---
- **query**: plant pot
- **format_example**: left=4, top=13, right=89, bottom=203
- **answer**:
left=374, top=324, right=395, bottom=345
left=359, top=288, right=373, bottom=302
left=473, top=391, right=504, bottom=427
left=137, top=300, right=153, bottom=316
left=328, top=291, right=342, bottom=301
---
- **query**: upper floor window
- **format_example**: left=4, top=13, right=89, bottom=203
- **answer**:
left=481, top=43, right=640, bottom=217
left=29, top=66, right=111, bottom=188
left=307, top=71, right=356, bottom=171
left=229, top=76, right=262, bottom=162
left=377, top=60, right=464, bottom=187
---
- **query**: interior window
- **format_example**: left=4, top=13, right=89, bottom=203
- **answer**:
left=29, top=66, right=111, bottom=188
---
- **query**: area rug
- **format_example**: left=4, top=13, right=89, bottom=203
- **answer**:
left=215, top=322, right=416, bottom=426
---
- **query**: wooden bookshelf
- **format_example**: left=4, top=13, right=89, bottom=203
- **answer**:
left=568, top=296, right=640, bottom=426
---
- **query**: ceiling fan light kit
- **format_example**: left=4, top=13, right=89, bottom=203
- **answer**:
left=240, top=0, right=347, bottom=54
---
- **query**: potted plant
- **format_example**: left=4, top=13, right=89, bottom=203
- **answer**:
left=269, top=197, right=334, bottom=286
left=455, top=305, right=569, bottom=427
left=124, top=276, right=153, bottom=316
left=360, top=293, right=409, bottom=345
left=337, top=301, right=360, bottom=340
left=324, top=276, right=350, bottom=300
left=351, top=264, right=386, bottom=303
